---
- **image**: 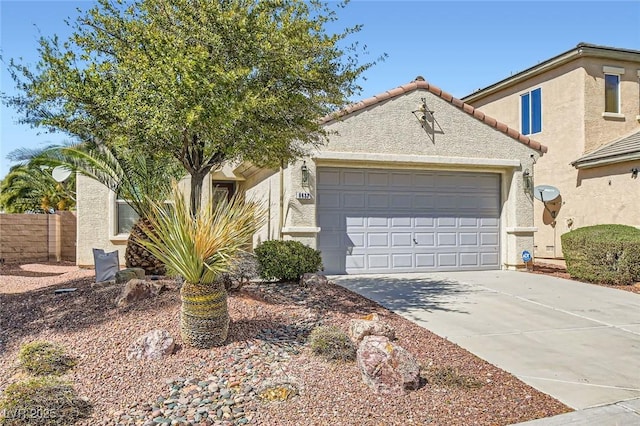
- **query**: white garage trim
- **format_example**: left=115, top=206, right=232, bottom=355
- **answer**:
left=317, top=167, right=502, bottom=274
left=314, top=151, right=521, bottom=169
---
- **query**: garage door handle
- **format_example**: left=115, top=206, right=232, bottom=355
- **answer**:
left=413, top=238, right=418, bottom=245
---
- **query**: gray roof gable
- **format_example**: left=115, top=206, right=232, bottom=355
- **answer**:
left=572, top=130, right=640, bottom=168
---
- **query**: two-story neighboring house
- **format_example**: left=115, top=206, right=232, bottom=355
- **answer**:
left=463, top=43, right=640, bottom=260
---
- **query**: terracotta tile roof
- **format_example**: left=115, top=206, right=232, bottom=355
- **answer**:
left=321, top=79, right=548, bottom=153
left=572, top=129, right=640, bottom=168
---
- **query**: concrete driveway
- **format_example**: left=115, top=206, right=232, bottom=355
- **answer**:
left=331, top=271, right=640, bottom=415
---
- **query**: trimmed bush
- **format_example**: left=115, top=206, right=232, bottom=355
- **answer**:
left=561, top=224, right=640, bottom=285
left=18, top=342, right=77, bottom=376
left=255, top=240, right=323, bottom=282
left=0, top=377, right=91, bottom=425
left=308, top=325, right=356, bottom=362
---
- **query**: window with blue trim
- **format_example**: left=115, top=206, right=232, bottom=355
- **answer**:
left=520, top=88, right=542, bottom=135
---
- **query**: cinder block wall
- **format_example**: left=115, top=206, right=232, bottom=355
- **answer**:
left=0, top=212, right=76, bottom=263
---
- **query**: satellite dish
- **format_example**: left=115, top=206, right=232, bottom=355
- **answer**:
left=52, top=166, right=72, bottom=183
left=533, top=185, right=560, bottom=202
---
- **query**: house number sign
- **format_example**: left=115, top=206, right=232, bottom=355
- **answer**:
left=296, top=192, right=312, bottom=200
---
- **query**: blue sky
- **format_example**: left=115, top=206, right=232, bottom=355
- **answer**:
left=1, top=0, right=639, bottom=180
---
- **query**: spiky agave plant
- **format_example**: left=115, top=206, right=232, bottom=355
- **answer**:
left=135, top=186, right=264, bottom=348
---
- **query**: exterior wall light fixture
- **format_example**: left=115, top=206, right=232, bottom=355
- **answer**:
left=631, top=167, right=638, bottom=179
left=523, top=169, right=533, bottom=191
left=301, top=161, right=310, bottom=187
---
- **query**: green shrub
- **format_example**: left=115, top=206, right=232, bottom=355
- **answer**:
left=18, top=342, right=77, bottom=376
left=255, top=240, right=323, bottom=282
left=308, top=325, right=356, bottom=362
left=562, top=224, right=640, bottom=285
left=0, top=377, right=91, bottom=425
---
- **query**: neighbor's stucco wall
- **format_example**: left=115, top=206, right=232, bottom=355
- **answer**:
left=242, top=89, right=542, bottom=269
left=470, top=56, right=640, bottom=258
left=583, top=59, right=640, bottom=153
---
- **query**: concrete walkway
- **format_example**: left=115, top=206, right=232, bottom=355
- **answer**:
left=331, top=271, right=640, bottom=425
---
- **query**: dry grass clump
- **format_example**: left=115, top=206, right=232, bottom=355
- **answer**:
left=422, top=366, right=485, bottom=390
left=0, top=377, right=91, bottom=425
left=18, top=342, right=77, bottom=376
left=308, top=325, right=356, bottom=362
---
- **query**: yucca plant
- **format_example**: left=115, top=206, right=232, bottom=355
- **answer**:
left=135, top=186, right=264, bottom=348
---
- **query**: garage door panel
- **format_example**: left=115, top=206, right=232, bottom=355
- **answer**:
left=344, top=194, right=365, bottom=208
left=317, top=168, right=501, bottom=274
left=347, top=233, right=365, bottom=248
left=368, top=233, right=389, bottom=247
left=343, top=170, right=365, bottom=186
left=437, top=217, right=456, bottom=227
left=415, top=233, right=435, bottom=246
left=415, top=217, right=435, bottom=228
left=416, top=253, right=436, bottom=267
left=391, top=193, right=413, bottom=209
left=368, top=193, right=389, bottom=208
left=391, top=233, right=412, bottom=247
left=437, top=233, right=457, bottom=246
left=368, top=172, right=389, bottom=186
left=392, top=254, right=413, bottom=268
left=438, top=253, right=458, bottom=267
left=368, top=254, right=389, bottom=269
left=391, top=217, right=411, bottom=227
left=459, top=233, right=479, bottom=246
left=460, top=253, right=479, bottom=266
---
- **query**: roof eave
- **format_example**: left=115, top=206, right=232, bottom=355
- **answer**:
left=572, top=152, right=640, bottom=169
left=463, top=44, right=640, bottom=103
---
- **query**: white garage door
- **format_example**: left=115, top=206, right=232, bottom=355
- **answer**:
left=317, top=168, right=501, bottom=274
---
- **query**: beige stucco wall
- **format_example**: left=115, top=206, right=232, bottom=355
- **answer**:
left=76, top=174, right=126, bottom=267
left=244, top=89, right=541, bottom=269
left=470, top=56, right=640, bottom=258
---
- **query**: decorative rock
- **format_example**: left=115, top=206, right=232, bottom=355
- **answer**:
left=116, top=279, right=166, bottom=307
left=116, top=267, right=146, bottom=284
left=299, top=273, right=328, bottom=286
left=356, top=335, right=420, bottom=395
left=127, top=329, right=175, bottom=361
left=349, top=313, right=396, bottom=344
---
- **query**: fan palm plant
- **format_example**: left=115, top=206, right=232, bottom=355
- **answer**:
left=0, top=163, right=76, bottom=213
left=11, top=142, right=182, bottom=274
left=136, top=186, right=264, bottom=348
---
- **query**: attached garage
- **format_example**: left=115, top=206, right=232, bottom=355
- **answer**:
left=243, top=78, right=547, bottom=275
left=317, top=167, right=501, bottom=274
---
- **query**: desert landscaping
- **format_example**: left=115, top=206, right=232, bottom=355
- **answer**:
left=0, top=262, right=572, bottom=425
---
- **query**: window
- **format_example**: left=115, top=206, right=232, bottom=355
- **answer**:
left=116, top=200, right=138, bottom=234
left=604, top=74, right=620, bottom=113
left=520, top=88, right=542, bottom=135
left=603, top=66, right=625, bottom=116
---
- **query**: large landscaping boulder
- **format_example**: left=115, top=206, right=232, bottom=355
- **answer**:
left=115, top=268, right=146, bottom=284
left=115, top=279, right=165, bottom=307
left=356, top=335, right=420, bottom=395
left=127, top=329, right=175, bottom=360
left=300, top=273, right=328, bottom=287
left=349, top=313, right=395, bottom=344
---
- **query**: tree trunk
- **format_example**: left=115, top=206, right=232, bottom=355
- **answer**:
left=125, top=218, right=166, bottom=275
left=180, top=281, right=229, bottom=348
left=189, top=171, right=206, bottom=215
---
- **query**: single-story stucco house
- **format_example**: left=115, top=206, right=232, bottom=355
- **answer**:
left=76, top=78, right=547, bottom=274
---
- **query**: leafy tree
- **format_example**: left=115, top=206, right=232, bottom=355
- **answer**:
left=0, top=162, right=75, bottom=213
left=4, top=0, right=381, bottom=213
left=9, top=142, right=182, bottom=274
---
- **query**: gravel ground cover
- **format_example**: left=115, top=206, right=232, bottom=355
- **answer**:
left=0, top=263, right=571, bottom=425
